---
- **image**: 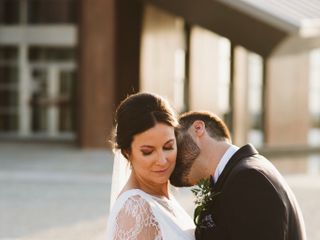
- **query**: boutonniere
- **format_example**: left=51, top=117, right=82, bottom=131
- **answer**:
left=191, top=178, right=221, bottom=226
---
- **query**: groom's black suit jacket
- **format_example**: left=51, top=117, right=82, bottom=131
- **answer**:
left=195, top=144, right=306, bottom=240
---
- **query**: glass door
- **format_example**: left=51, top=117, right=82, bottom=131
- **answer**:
left=29, top=63, right=75, bottom=138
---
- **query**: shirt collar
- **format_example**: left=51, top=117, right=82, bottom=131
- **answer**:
left=213, top=144, right=239, bottom=183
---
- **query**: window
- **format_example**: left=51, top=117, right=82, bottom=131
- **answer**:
left=0, top=0, right=77, bottom=25
left=28, top=0, right=77, bottom=24
left=29, top=47, right=75, bottom=62
left=59, top=70, right=75, bottom=132
left=0, top=0, right=20, bottom=24
left=0, top=46, right=19, bottom=132
left=309, top=49, right=320, bottom=146
left=247, top=52, right=264, bottom=147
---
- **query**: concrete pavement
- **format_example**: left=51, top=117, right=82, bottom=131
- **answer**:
left=0, top=142, right=319, bottom=240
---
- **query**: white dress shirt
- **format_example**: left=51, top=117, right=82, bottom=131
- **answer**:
left=213, top=144, right=239, bottom=183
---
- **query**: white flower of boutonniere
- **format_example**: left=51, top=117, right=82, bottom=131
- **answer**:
left=191, top=178, right=221, bottom=226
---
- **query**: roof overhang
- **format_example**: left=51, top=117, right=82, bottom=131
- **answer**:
left=142, top=0, right=320, bottom=57
left=222, top=0, right=320, bottom=38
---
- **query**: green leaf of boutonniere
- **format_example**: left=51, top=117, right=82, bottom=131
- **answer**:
left=192, top=178, right=221, bottom=226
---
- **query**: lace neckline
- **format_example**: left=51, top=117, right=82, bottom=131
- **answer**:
left=119, top=188, right=173, bottom=202
left=118, top=189, right=177, bottom=216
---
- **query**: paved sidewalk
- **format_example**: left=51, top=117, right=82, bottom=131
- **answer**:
left=0, top=142, right=319, bottom=240
left=0, top=142, right=112, bottom=240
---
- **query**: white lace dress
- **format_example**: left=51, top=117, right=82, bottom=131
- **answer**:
left=106, top=189, right=195, bottom=240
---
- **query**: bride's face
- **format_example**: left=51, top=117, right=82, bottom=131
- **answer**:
left=129, top=123, right=177, bottom=185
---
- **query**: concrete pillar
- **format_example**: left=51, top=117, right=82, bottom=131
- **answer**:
left=264, top=52, right=310, bottom=147
left=140, top=4, right=185, bottom=112
left=232, top=46, right=250, bottom=146
left=18, top=44, right=31, bottom=136
left=47, top=66, right=60, bottom=137
left=189, top=27, right=230, bottom=118
left=78, top=0, right=142, bottom=148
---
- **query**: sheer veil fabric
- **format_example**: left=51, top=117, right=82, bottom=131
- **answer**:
left=109, top=150, right=131, bottom=210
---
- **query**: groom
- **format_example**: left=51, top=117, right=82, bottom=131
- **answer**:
left=170, top=111, right=306, bottom=240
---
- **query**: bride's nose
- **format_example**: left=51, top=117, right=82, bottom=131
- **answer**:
left=157, top=151, right=168, bottom=165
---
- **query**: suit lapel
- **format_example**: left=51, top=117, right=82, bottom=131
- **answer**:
left=212, top=144, right=258, bottom=192
left=196, top=144, right=259, bottom=239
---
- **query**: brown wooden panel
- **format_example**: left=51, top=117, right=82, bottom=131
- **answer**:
left=78, top=0, right=142, bottom=148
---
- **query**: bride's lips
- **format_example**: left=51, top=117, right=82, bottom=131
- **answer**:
left=153, top=167, right=169, bottom=174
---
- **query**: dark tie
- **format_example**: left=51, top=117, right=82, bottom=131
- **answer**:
left=210, top=175, right=215, bottom=189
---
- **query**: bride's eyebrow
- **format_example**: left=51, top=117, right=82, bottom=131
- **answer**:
left=140, top=139, right=174, bottom=148
left=164, top=139, right=174, bottom=145
left=140, top=145, right=154, bottom=148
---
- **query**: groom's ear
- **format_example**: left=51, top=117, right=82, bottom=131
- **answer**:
left=191, top=120, right=206, bottom=137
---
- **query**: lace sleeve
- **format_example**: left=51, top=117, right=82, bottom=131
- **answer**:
left=113, top=195, right=163, bottom=240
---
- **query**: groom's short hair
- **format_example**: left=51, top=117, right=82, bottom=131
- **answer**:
left=178, top=111, right=231, bottom=141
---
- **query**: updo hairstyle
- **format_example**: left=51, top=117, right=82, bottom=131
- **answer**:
left=113, top=92, right=178, bottom=158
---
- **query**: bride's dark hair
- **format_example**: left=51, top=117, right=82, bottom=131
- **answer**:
left=113, top=92, right=177, bottom=158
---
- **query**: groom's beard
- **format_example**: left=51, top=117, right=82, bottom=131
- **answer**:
left=170, top=132, right=200, bottom=187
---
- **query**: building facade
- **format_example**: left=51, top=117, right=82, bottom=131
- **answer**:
left=0, top=0, right=77, bottom=140
left=1, top=0, right=320, bottom=152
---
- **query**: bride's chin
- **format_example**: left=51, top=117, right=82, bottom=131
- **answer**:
left=154, top=177, right=169, bottom=185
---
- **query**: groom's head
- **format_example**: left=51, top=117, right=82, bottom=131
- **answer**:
left=170, top=111, right=231, bottom=187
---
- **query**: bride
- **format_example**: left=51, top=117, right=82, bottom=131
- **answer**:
left=106, top=92, right=195, bottom=240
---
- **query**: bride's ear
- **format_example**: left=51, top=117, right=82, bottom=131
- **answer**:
left=121, top=149, right=130, bottom=160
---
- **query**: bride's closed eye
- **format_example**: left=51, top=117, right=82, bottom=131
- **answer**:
left=141, top=147, right=173, bottom=156
left=163, top=144, right=174, bottom=151
left=164, top=139, right=175, bottom=151
left=140, top=139, right=175, bottom=156
left=142, top=150, right=153, bottom=156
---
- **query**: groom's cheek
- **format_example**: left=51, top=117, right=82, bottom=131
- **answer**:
left=170, top=155, right=185, bottom=186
